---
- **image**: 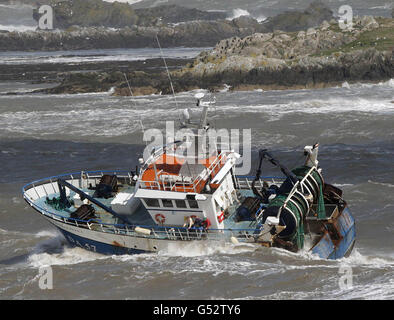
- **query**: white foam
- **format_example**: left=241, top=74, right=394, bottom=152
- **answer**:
left=107, top=87, right=116, bottom=95
left=235, top=96, right=394, bottom=116
left=368, top=180, right=394, bottom=188
left=0, top=104, right=178, bottom=138
left=0, top=227, right=44, bottom=239
left=382, top=78, right=394, bottom=88
left=227, top=8, right=251, bottom=20
left=1, top=82, right=393, bottom=141
left=219, top=84, right=231, bottom=92
left=34, top=230, right=59, bottom=238
left=332, top=183, right=354, bottom=187
left=27, top=247, right=106, bottom=268
left=369, top=4, right=393, bottom=10
left=108, top=242, right=265, bottom=278
left=270, top=242, right=334, bottom=264
left=0, top=24, right=37, bottom=32
left=256, top=15, right=267, bottom=22
left=0, top=4, right=34, bottom=9
left=338, top=249, right=394, bottom=268
left=342, top=81, right=351, bottom=89
left=352, top=78, right=394, bottom=89
left=158, top=240, right=257, bottom=257
left=27, top=233, right=108, bottom=268
left=262, top=244, right=394, bottom=270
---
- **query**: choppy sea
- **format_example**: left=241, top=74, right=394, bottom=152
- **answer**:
left=0, top=45, right=393, bottom=299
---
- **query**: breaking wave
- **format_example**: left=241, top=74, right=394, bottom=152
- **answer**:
left=0, top=82, right=393, bottom=145
left=256, top=15, right=267, bottom=22
left=27, top=247, right=106, bottom=268
left=27, top=230, right=107, bottom=268
left=158, top=240, right=257, bottom=257
left=341, top=249, right=394, bottom=268
left=227, top=8, right=251, bottom=20
left=368, top=180, right=394, bottom=188
left=0, top=24, right=37, bottom=32
left=359, top=78, right=394, bottom=89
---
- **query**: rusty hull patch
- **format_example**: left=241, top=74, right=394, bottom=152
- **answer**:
left=112, top=241, right=125, bottom=247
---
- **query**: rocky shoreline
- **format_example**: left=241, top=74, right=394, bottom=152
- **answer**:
left=0, top=57, right=193, bottom=95
left=33, top=16, right=393, bottom=96
left=0, top=19, right=262, bottom=51
left=1, top=1, right=393, bottom=96
left=175, top=16, right=394, bottom=92
left=0, top=1, right=336, bottom=51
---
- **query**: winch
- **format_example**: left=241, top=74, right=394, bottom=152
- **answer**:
left=253, top=144, right=327, bottom=251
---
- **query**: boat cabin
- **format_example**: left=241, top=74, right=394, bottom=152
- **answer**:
left=135, top=143, right=240, bottom=229
left=111, top=93, right=240, bottom=229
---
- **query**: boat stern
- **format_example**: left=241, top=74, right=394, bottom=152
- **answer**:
left=311, top=207, right=356, bottom=259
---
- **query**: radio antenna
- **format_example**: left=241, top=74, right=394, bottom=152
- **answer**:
left=124, top=73, right=146, bottom=145
left=155, top=34, right=179, bottom=110
left=123, top=73, right=137, bottom=108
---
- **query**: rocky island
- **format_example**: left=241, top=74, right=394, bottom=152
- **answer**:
left=1, top=1, right=392, bottom=95
left=41, top=15, right=393, bottom=96
left=1, top=0, right=256, bottom=50
left=175, top=15, right=394, bottom=92
left=1, top=0, right=338, bottom=51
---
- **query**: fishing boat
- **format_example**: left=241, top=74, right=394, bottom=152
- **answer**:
left=22, top=94, right=355, bottom=259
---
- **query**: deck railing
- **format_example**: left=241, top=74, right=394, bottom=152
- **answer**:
left=235, top=175, right=285, bottom=189
left=140, top=151, right=229, bottom=193
left=22, top=170, right=273, bottom=243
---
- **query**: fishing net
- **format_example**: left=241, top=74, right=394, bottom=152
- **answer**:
left=292, top=166, right=326, bottom=219
left=266, top=166, right=326, bottom=249
left=45, top=196, right=74, bottom=211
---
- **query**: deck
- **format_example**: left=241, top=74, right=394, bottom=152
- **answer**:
left=22, top=170, right=284, bottom=243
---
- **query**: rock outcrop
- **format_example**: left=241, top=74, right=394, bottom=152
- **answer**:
left=7, top=2, right=392, bottom=96
left=32, top=0, right=227, bottom=29
left=0, top=1, right=337, bottom=51
left=176, top=16, right=394, bottom=91
left=0, top=20, right=263, bottom=51
left=258, top=1, right=334, bottom=33
left=36, top=16, right=394, bottom=96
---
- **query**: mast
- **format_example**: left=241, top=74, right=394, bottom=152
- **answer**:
left=155, top=34, right=179, bottom=110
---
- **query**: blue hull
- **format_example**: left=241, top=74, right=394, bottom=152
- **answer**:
left=57, top=227, right=150, bottom=255
left=55, top=206, right=355, bottom=259
left=311, top=207, right=356, bottom=260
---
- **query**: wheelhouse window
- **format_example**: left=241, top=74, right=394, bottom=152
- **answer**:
left=143, top=198, right=160, bottom=207
left=175, top=200, right=187, bottom=208
left=162, top=199, right=173, bottom=208
left=188, top=199, right=199, bottom=209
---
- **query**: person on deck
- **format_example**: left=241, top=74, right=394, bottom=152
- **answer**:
left=183, top=216, right=211, bottom=231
